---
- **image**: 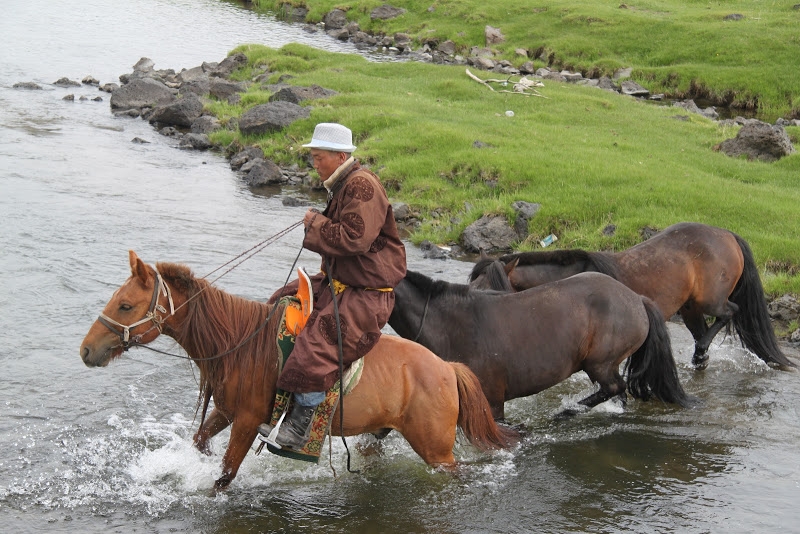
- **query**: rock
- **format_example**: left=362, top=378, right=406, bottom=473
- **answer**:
left=613, top=67, right=632, bottom=80
left=282, top=196, right=310, bottom=207
left=672, top=99, right=718, bottom=119
left=53, top=77, right=81, bottom=87
left=511, top=201, right=541, bottom=239
left=178, top=66, right=208, bottom=84
left=519, top=61, right=535, bottom=74
left=394, top=32, right=412, bottom=49
left=62, top=94, right=75, bottom=101
left=717, top=122, right=796, bottom=162
left=469, top=57, right=496, bottom=70
left=179, top=79, right=210, bottom=97
left=791, top=329, right=800, bottom=343
left=461, top=215, right=518, bottom=253
left=230, top=147, right=264, bottom=170
left=723, top=13, right=744, bottom=21
left=323, top=9, right=348, bottom=30
left=244, top=159, right=286, bottom=186
left=620, top=80, right=649, bottom=96
left=561, top=71, right=584, bottom=82
left=132, top=57, right=155, bottom=73
left=110, top=77, right=175, bottom=111
left=392, top=202, right=411, bottom=220
left=99, top=83, right=119, bottom=93
left=114, top=109, right=141, bottom=118
left=190, top=115, right=221, bottom=134
left=371, top=5, right=407, bottom=20
left=768, top=295, right=800, bottom=322
left=131, top=137, right=149, bottom=144
left=485, top=25, right=505, bottom=45
left=209, top=52, right=248, bottom=78
left=280, top=3, right=308, bottom=22
left=603, top=224, right=617, bottom=236
left=473, top=140, right=493, bottom=149
left=180, top=133, right=212, bottom=150
left=438, top=40, right=456, bottom=56
left=268, top=85, right=337, bottom=104
left=238, top=101, right=311, bottom=136
left=148, top=95, right=204, bottom=127
left=13, top=82, right=42, bottom=90
left=82, top=76, right=100, bottom=86
left=419, top=240, right=448, bottom=260
left=209, top=79, right=248, bottom=101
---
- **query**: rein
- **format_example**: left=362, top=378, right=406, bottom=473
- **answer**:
left=412, top=292, right=431, bottom=343
left=97, top=221, right=305, bottom=361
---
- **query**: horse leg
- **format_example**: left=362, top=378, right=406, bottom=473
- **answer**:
left=680, top=307, right=710, bottom=369
left=193, top=408, right=231, bottom=455
left=214, top=415, right=260, bottom=491
left=684, top=301, right=739, bottom=369
left=563, top=368, right=626, bottom=416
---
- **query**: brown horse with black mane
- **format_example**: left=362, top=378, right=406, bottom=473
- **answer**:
left=79, top=251, right=518, bottom=490
left=469, top=222, right=795, bottom=370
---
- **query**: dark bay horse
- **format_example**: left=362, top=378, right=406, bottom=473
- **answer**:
left=469, top=222, right=795, bottom=370
left=389, top=270, right=690, bottom=420
left=79, top=251, right=518, bottom=490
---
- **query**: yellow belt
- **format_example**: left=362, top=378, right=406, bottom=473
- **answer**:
left=324, top=275, right=393, bottom=296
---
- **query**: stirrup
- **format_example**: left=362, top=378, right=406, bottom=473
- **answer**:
left=258, top=410, right=287, bottom=449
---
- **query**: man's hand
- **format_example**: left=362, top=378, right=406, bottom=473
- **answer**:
left=303, top=208, right=320, bottom=229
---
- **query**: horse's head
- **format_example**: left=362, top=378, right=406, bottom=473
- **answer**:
left=468, top=255, right=518, bottom=292
left=79, top=250, right=174, bottom=367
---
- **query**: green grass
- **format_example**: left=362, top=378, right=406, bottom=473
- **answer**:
left=211, top=43, right=800, bottom=295
left=254, top=0, right=800, bottom=121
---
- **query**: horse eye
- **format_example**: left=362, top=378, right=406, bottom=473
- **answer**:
left=119, top=303, right=133, bottom=312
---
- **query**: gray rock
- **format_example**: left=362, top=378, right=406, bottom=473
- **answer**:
left=673, top=100, right=718, bottom=119
left=180, top=133, right=212, bottom=150
left=82, top=76, right=100, bottom=86
left=419, top=240, right=448, bottom=260
left=178, top=66, right=208, bottom=84
left=280, top=3, right=308, bottom=22
left=620, top=80, right=649, bottom=96
left=191, top=115, right=221, bottom=134
left=268, top=85, right=337, bottom=104
left=210, top=79, right=248, bottom=101
left=323, top=8, right=348, bottom=30
left=438, top=40, right=456, bottom=56
left=519, top=61, right=536, bottom=74
left=131, top=137, right=149, bottom=144
left=110, top=77, right=175, bottom=110
left=179, top=79, right=210, bottom=97
left=62, top=94, right=75, bottom=101
left=485, top=25, right=505, bottom=45
left=148, top=95, right=204, bottom=127
left=132, top=57, right=155, bottom=73
left=114, top=109, right=141, bottom=118
left=461, top=215, right=517, bottom=253
left=209, top=52, right=248, bottom=78
left=230, top=147, right=264, bottom=170
left=392, top=202, right=411, bottom=220
left=723, top=13, right=744, bottom=20
left=99, top=83, right=119, bottom=93
left=718, top=122, right=796, bottom=162
left=613, top=67, right=633, bottom=80
left=511, top=201, right=541, bottom=239
left=394, top=32, right=412, bottom=48
left=244, top=159, right=287, bottom=186
left=53, top=77, right=81, bottom=87
left=371, top=5, right=407, bottom=20
left=13, top=82, right=42, bottom=90
left=768, top=295, right=800, bottom=322
left=238, top=101, right=311, bottom=136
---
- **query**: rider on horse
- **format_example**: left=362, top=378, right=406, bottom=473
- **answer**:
left=261, top=123, right=407, bottom=451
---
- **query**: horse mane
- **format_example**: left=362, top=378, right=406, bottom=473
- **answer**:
left=156, top=261, right=279, bottom=425
left=499, top=249, right=620, bottom=279
left=468, top=258, right=514, bottom=291
left=404, top=270, right=472, bottom=299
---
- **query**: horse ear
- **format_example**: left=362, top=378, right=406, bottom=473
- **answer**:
left=128, top=250, right=151, bottom=284
left=505, top=257, right=520, bottom=275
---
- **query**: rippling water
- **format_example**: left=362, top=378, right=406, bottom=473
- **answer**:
left=2, top=1, right=799, bottom=532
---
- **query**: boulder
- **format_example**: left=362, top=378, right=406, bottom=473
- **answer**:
left=370, top=5, right=407, bottom=20
left=13, top=82, right=42, bottom=90
left=209, top=52, right=248, bottom=78
left=512, top=201, right=540, bottom=238
left=268, top=85, right=337, bottom=104
left=461, top=215, right=518, bottom=253
left=717, top=122, right=796, bottom=162
left=620, top=80, right=649, bottom=96
left=53, top=77, right=81, bottom=87
left=209, top=79, right=248, bottom=101
left=768, top=295, right=800, bottom=322
left=148, top=95, right=204, bottom=127
left=243, top=159, right=287, bottom=186
left=485, top=25, right=505, bottom=45
left=238, top=101, right=310, bottom=136
left=323, top=9, right=348, bottom=30
left=191, top=115, right=221, bottom=134
left=230, top=146, right=264, bottom=170
left=110, top=77, right=175, bottom=111
left=179, top=133, right=212, bottom=150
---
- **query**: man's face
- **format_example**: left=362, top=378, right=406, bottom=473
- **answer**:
left=310, top=149, right=347, bottom=181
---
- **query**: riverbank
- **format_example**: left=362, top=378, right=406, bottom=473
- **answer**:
left=248, top=0, right=800, bottom=121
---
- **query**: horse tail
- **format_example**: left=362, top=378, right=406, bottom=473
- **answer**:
left=730, top=234, right=796, bottom=368
left=451, top=362, right=520, bottom=450
left=625, top=298, right=691, bottom=406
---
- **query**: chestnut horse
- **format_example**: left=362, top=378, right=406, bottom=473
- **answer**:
left=469, top=222, right=795, bottom=370
left=79, top=251, right=518, bottom=490
left=389, top=270, right=690, bottom=421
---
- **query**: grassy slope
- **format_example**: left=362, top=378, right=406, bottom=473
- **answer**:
left=260, top=0, right=800, bottom=120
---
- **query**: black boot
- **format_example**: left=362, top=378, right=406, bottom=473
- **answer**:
left=274, top=403, right=317, bottom=450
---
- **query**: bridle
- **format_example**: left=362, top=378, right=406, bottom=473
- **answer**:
left=97, top=266, right=175, bottom=351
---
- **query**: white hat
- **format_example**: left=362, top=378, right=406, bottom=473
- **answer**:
left=302, top=123, right=357, bottom=152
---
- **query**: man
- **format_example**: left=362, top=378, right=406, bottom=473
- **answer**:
left=262, top=123, right=407, bottom=451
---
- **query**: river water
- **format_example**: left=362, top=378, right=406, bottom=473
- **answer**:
left=1, top=1, right=799, bottom=532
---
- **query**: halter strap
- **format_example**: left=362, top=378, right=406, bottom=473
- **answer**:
left=98, top=266, right=175, bottom=349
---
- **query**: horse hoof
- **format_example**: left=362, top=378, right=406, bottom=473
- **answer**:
left=692, top=353, right=709, bottom=370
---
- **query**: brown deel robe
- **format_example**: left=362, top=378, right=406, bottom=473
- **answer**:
left=275, top=161, right=407, bottom=393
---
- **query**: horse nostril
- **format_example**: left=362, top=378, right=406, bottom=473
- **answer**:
left=80, top=346, right=90, bottom=362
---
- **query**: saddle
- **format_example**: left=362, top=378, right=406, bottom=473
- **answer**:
left=256, top=268, right=363, bottom=463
